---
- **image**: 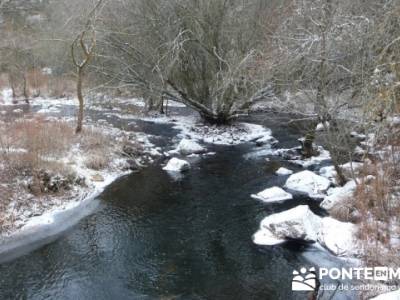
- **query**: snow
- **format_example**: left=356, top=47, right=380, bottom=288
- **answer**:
left=0, top=89, right=13, bottom=105
left=253, top=205, right=360, bottom=258
left=317, top=217, right=359, bottom=257
left=319, top=165, right=336, bottom=182
left=275, top=167, right=293, bottom=176
left=316, top=122, right=329, bottom=131
left=254, top=205, right=322, bottom=243
left=290, top=147, right=331, bottom=167
left=371, top=289, right=400, bottom=300
left=320, top=180, right=357, bottom=210
left=284, top=170, right=331, bottom=199
left=177, top=139, right=206, bottom=155
left=163, top=158, right=191, bottom=172
left=253, top=226, right=286, bottom=246
left=251, top=186, right=293, bottom=203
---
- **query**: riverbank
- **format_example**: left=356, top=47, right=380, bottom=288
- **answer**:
left=0, top=101, right=163, bottom=252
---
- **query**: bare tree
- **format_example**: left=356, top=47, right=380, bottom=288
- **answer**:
left=96, top=0, right=273, bottom=124
left=71, top=0, right=103, bottom=133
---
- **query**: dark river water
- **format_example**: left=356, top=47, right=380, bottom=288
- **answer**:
left=0, top=104, right=346, bottom=299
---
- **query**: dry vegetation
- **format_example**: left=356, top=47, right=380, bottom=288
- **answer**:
left=0, top=116, right=125, bottom=233
left=353, top=124, right=400, bottom=267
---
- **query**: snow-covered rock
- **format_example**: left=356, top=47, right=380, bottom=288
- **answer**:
left=371, top=289, right=400, bottom=300
left=251, top=186, right=293, bottom=203
left=253, top=205, right=360, bottom=258
left=316, top=122, right=329, bottom=131
left=317, top=217, right=359, bottom=257
left=291, top=146, right=331, bottom=168
left=275, top=167, right=293, bottom=176
left=177, top=139, right=206, bottom=155
left=253, top=226, right=286, bottom=246
left=255, top=135, right=279, bottom=146
left=162, top=158, right=190, bottom=172
left=350, top=131, right=367, bottom=141
left=320, top=180, right=357, bottom=210
left=319, top=165, right=336, bottom=182
left=284, top=170, right=331, bottom=199
left=253, top=205, right=322, bottom=244
left=341, top=161, right=364, bottom=173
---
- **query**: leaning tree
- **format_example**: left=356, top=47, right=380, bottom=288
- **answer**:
left=97, top=0, right=272, bottom=124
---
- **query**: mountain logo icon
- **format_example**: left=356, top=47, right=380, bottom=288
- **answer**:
left=292, top=267, right=317, bottom=291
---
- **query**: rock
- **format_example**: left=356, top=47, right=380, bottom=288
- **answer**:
left=122, top=144, right=140, bottom=156
left=273, top=147, right=302, bottom=160
left=253, top=226, right=286, bottom=246
left=341, top=161, right=364, bottom=173
left=163, top=158, right=190, bottom=172
left=177, top=139, right=206, bottom=155
left=126, top=159, right=141, bottom=171
left=275, top=167, right=293, bottom=176
left=91, top=174, right=105, bottom=182
left=12, top=109, right=23, bottom=113
left=284, top=170, right=331, bottom=199
left=350, top=131, right=367, bottom=141
left=253, top=205, right=360, bottom=258
left=290, top=146, right=331, bottom=168
left=255, top=136, right=279, bottom=147
left=317, top=217, right=359, bottom=257
left=316, top=122, right=329, bottom=131
left=254, top=205, right=322, bottom=243
left=353, top=146, right=366, bottom=162
left=320, top=180, right=357, bottom=210
left=319, top=165, right=337, bottom=183
left=251, top=186, right=293, bottom=203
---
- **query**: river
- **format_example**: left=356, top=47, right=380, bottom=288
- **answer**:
left=0, top=102, right=346, bottom=299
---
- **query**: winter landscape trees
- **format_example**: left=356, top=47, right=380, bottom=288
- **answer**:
left=2, top=0, right=400, bottom=298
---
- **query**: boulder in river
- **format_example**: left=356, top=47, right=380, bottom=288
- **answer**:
left=251, top=186, right=293, bottom=203
left=163, top=158, right=190, bottom=172
left=320, top=180, right=357, bottom=211
left=253, top=205, right=360, bottom=257
left=253, top=205, right=321, bottom=243
left=177, top=139, right=206, bottom=155
left=275, top=167, right=293, bottom=176
left=317, top=217, right=359, bottom=257
left=284, top=170, right=331, bottom=200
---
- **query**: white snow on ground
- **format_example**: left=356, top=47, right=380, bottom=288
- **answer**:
left=253, top=205, right=322, bottom=243
left=251, top=186, right=293, bottom=203
left=371, top=289, right=400, bottom=300
left=291, top=147, right=331, bottom=167
left=253, top=226, right=286, bottom=246
left=23, top=170, right=127, bottom=229
left=0, top=89, right=13, bottom=105
left=320, top=180, right=357, bottom=210
left=275, top=167, right=293, bottom=176
left=253, top=205, right=360, bottom=257
left=317, top=217, right=360, bottom=257
left=138, top=114, right=276, bottom=146
left=177, top=139, right=206, bottom=155
left=163, top=157, right=190, bottom=172
left=284, top=170, right=331, bottom=200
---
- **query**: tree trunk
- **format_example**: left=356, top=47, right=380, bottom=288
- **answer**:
left=23, top=74, right=29, bottom=104
left=76, top=68, right=84, bottom=133
left=333, top=162, right=347, bottom=186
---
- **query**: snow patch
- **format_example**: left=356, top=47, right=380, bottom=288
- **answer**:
left=275, top=167, right=293, bottom=176
left=251, top=186, right=293, bottom=203
left=284, top=170, right=331, bottom=200
left=163, top=158, right=190, bottom=172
